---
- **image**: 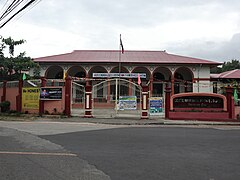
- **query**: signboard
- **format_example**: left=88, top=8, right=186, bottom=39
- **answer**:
left=22, top=87, right=40, bottom=109
left=93, top=73, right=146, bottom=78
left=118, top=96, right=137, bottom=110
left=173, top=96, right=224, bottom=108
left=149, top=97, right=163, bottom=115
left=40, top=87, right=62, bottom=100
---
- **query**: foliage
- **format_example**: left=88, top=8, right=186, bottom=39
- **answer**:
left=2, top=37, right=25, bottom=56
left=0, top=101, right=10, bottom=112
left=210, top=66, right=222, bottom=74
left=221, top=59, right=240, bottom=72
left=32, top=63, right=40, bottom=79
left=0, top=36, right=38, bottom=81
left=211, top=59, right=240, bottom=73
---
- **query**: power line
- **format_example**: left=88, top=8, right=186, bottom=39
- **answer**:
left=0, top=0, right=23, bottom=21
left=0, top=0, right=41, bottom=29
left=11, top=0, right=41, bottom=23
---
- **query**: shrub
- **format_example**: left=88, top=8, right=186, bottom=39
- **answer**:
left=0, top=101, right=10, bottom=112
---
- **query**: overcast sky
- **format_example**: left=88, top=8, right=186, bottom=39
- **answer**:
left=0, top=0, right=240, bottom=62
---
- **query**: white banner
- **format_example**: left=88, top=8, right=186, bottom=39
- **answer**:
left=93, top=73, right=146, bottom=78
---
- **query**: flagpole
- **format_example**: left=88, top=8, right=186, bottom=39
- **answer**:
left=116, top=34, right=124, bottom=114
left=115, top=78, right=118, bottom=114
left=119, top=34, right=122, bottom=98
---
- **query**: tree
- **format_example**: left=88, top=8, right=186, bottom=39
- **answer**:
left=0, top=36, right=39, bottom=81
left=211, top=59, right=240, bottom=73
left=2, top=37, right=25, bottom=56
left=222, top=59, right=240, bottom=72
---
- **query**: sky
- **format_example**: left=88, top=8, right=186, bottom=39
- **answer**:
left=0, top=0, right=240, bottom=62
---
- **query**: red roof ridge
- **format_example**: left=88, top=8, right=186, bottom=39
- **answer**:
left=220, top=69, right=240, bottom=78
left=34, top=51, right=72, bottom=60
left=33, top=50, right=221, bottom=65
left=72, top=49, right=167, bottom=53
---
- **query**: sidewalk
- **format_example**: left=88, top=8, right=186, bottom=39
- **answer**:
left=27, top=115, right=240, bottom=126
left=0, top=114, right=240, bottom=126
left=44, top=117, right=240, bottom=126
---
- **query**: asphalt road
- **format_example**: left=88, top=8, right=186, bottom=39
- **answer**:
left=42, top=127, right=240, bottom=180
left=1, top=121, right=240, bottom=180
left=0, top=127, right=110, bottom=180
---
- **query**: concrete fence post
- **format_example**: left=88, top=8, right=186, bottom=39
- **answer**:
left=164, top=85, right=172, bottom=119
left=226, top=87, right=235, bottom=119
left=141, top=85, right=149, bottom=119
left=84, top=85, right=93, bottom=118
left=16, top=80, right=23, bottom=112
left=65, top=76, right=72, bottom=117
left=1, top=80, right=7, bottom=102
left=39, top=77, right=47, bottom=116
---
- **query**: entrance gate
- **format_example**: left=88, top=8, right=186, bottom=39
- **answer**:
left=71, top=80, right=85, bottom=116
left=92, top=79, right=142, bottom=118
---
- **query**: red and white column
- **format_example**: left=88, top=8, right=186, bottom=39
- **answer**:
left=141, top=85, right=149, bottom=119
left=84, top=85, right=93, bottom=118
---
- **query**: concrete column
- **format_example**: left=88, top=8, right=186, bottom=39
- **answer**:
left=171, top=78, right=174, bottom=96
left=226, top=87, right=235, bottom=119
left=16, top=80, right=23, bottom=112
left=1, top=81, right=7, bottom=102
left=65, top=76, right=72, bottom=117
left=141, top=85, right=149, bottom=119
left=107, top=80, right=111, bottom=103
left=86, top=74, right=90, bottom=86
left=84, top=85, right=93, bottom=118
left=128, top=78, right=132, bottom=96
left=164, top=85, right=172, bottom=119
left=39, top=77, right=46, bottom=116
left=149, top=75, right=153, bottom=97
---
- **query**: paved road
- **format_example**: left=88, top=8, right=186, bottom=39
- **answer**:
left=0, top=121, right=121, bottom=135
left=0, top=126, right=110, bottom=180
left=42, top=127, right=240, bottom=180
left=1, top=121, right=240, bottom=180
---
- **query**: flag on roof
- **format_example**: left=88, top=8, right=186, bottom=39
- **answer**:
left=120, top=34, right=124, bottom=54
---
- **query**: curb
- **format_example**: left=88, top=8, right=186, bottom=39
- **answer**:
left=0, top=115, right=240, bottom=126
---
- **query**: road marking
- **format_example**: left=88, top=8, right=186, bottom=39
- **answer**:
left=0, top=151, right=77, bottom=156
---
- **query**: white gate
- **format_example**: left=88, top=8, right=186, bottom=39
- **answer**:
left=71, top=81, right=85, bottom=116
left=92, top=79, right=142, bottom=119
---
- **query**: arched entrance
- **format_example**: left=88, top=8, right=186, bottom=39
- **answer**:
left=132, top=67, right=151, bottom=85
left=174, top=67, right=194, bottom=94
left=132, top=67, right=150, bottom=102
left=67, top=66, right=86, bottom=79
left=45, top=66, right=63, bottom=79
left=152, top=67, right=172, bottom=97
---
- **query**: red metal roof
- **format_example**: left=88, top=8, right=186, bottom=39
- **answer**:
left=34, top=50, right=221, bottom=65
left=211, top=69, right=240, bottom=79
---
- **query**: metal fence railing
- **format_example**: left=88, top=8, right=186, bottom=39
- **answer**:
left=6, top=81, right=19, bottom=88
left=46, top=79, right=65, bottom=87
